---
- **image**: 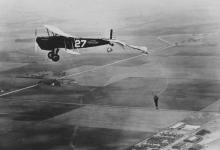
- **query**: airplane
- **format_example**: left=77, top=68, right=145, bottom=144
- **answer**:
left=35, top=25, right=149, bottom=62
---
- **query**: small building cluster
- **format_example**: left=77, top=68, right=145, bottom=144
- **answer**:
left=131, top=129, right=183, bottom=150
left=129, top=122, right=206, bottom=150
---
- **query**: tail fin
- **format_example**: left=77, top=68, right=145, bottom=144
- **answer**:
left=110, top=29, right=113, bottom=39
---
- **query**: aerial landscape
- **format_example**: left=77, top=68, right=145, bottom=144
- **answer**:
left=1, top=0, right=220, bottom=150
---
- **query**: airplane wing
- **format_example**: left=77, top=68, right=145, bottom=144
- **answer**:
left=109, top=39, right=149, bottom=54
left=44, top=25, right=75, bottom=37
left=127, top=45, right=148, bottom=53
left=64, top=49, right=80, bottom=55
left=109, top=39, right=126, bottom=47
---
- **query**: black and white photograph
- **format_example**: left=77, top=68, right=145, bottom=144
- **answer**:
left=0, top=0, right=220, bottom=149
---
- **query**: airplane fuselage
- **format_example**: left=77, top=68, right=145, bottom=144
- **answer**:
left=36, top=36, right=111, bottom=51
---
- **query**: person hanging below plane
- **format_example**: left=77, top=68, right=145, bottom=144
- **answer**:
left=153, top=94, right=159, bottom=110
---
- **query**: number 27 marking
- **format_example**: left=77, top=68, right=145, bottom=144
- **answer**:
left=75, top=40, right=87, bottom=48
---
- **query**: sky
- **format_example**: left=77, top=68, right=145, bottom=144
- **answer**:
left=1, top=0, right=220, bottom=37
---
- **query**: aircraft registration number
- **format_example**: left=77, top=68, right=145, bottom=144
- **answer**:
left=75, top=39, right=87, bottom=48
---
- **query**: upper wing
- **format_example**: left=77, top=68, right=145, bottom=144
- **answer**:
left=109, top=39, right=149, bottom=54
left=126, top=45, right=148, bottom=53
left=44, top=25, right=75, bottom=37
left=109, top=39, right=126, bottom=47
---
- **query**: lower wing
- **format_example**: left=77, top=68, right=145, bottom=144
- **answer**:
left=64, top=49, right=80, bottom=55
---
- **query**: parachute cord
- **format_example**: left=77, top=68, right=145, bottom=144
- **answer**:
left=156, top=56, right=169, bottom=96
left=69, top=126, right=79, bottom=150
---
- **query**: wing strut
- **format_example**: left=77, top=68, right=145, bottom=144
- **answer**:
left=64, top=39, right=67, bottom=50
left=71, top=40, right=74, bottom=49
left=46, top=29, right=50, bottom=36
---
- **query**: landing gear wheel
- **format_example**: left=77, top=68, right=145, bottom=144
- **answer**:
left=52, top=55, right=60, bottom=62
left=48, top=52, right=53, bottom=59
left=107, top=47, right=113, bottom=53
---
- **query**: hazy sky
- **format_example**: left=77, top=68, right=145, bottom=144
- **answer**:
left=1, top=0, right=220, bottom=36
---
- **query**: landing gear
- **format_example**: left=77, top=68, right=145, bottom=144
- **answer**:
left=48, top=48, right=60, bottom=62
left=107, top=47, right=113, bottom=53
left=48, top=52, right=53, bottom=59
left=52, top=54, right=60, bottom=62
